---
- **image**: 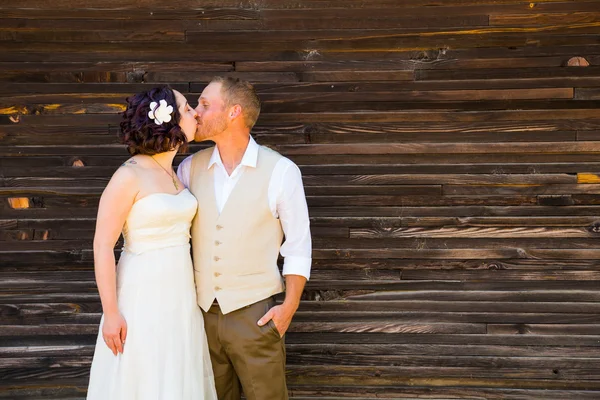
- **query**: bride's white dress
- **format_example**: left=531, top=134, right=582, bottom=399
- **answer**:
left=87, top=189, right=217, bottom=400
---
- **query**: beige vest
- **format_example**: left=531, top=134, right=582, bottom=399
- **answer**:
left=189, top=145, right=285, bottom=314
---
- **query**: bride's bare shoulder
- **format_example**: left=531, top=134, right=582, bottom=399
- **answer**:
left=109, top=157, right=142, bottom=188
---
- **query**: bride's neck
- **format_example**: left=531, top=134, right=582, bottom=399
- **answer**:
left=150, top=149, right=178, bottom=169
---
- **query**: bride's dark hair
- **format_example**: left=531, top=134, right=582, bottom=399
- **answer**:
left=119, top=85, right=188, bottom=155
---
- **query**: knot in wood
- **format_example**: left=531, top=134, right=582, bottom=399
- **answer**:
left=588, top=222, right=600, bottom=233
left=486, top=262, right=504, bottom=270
left=30, top=197, right=44, bottom=208
left=516, top=324, right=528, bottom=334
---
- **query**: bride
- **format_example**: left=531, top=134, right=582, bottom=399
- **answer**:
left=86, top=86, right=217, bottom=399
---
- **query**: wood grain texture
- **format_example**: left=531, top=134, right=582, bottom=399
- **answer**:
left=2, top=0, right=600, bottom=398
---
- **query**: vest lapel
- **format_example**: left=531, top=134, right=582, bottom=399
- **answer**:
left=217, top=148, right=264, bottom=220
left=194, top=153, right=220, bottom=219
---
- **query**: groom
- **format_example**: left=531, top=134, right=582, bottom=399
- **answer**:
left=176, top=76, right=311, bottom=400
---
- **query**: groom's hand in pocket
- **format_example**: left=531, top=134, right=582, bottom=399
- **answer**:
left=257, top=303, right=296, bottom=337
left=102, top=312, right=128, bottom=355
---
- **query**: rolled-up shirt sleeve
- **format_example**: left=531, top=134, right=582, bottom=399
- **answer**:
left=176, top=155, right=194, bottom=188
left=276, top=160, right=312, bottom=280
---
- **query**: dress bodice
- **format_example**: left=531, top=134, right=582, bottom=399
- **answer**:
left=122, top=189, right=197, bottom=254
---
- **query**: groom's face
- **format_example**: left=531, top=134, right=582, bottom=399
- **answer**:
left=194, top=82, right=228, bottom=142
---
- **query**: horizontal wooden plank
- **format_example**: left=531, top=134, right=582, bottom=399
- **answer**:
left=0, top=17, right=263, bottom=32
left=252, top=77, right=600, bottom=93
left=7, top=148, right=600, bottom=163
left=9, top=201, right=600, bottom=219
left=311, top=236, right=600, bottom=250
left=4, top=300, right=600, bottom=318
left=287, top=354, right=600, bottom=371
left=0, top=130, right=586, bottom=147
left=289, top=387, right=600, bottom=400
left=0, top=61, right=233, bottom=73
left=338, top=289, right=600, bottom=303
left=302, top=131, right=579, bottom=146
left=276, top=141, right=600, bottom=155
left=309, top=195, right=536, bottom=207
left=309, top=258, right=600, bottom=271
left=289, top=153, right=600, bottom=166
left=183, top=30, right=600, bottom=53
left=288, top=321, right=486, bottom=334
left=6, top=310, right=600, bottom=326
left=286, top=367, right=600, bottom=389
left=304, top=174, right=577, bottom=186
left=1, top=383, right=600, bottom=400
left=261, top=110, right=600, bottom=124
left=312, top=248, right=600, bottom=260
left=0, top=0, right=586, bottom=10
left=400, top=270, right=600, bottom=281
left=17, top=99, right=595, bottom=118
left=490, top=12, right=600, bottom=26
left=7, top=341, right=600, bottom=360
left=0, top=71, right=130, bottom=84
left=576, top=88, right=600, bottom=100
left=0, top=8, right=260, bottom=20
left=258, top=88, right=575, bottom=101
left=6, top=289, right=600, bottom=307
left=0, top=83, right=189, bottom=96
left=7, top=234, right=600, bottom=251
left=260, top=100, right=600, bottom=114
left=236, top=56, right=572, bottom=72
left=304, top=300, right=600, bottom=315
left=488, top=324, right=600, bottom=335
left=0, top=29, right=184, bottom=43
left=578, top=131, right=600, bottom=141
left=0, top=383, right=88, bottom=400
left=1, top=369, right=600, bottom=395
left=349, top=226, right=600, bottom=239
left=144, top=71, right=299, bottom=83
left=297, top=70, right=415, bottom=82
left=3, top=33, right=600, bottom=62
left=4, top=162, right=600, bottom=178
left=443, top=184, right=600, bottom=196
left=416, top=67, right=600, bottom=81
left=290, top=205, right=600, bottom=218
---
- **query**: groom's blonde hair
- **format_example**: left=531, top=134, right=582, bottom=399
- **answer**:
left=211, top=76, right=261, bottom=129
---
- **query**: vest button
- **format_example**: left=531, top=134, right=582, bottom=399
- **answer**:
left=215, top=240, right=222, bottom=246
left=216, top=225, right=223, bottom=230
left=214, top=272, right=221, bottom=277
left=214, top=286, right=222, bottom=291
left=214, top=256, right=220, bottom=261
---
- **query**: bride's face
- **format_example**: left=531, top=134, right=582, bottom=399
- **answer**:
left=174, top=90, right=198, bottom=142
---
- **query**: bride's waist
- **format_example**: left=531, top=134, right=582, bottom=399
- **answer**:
left=121, top=237, right=190, bottom=255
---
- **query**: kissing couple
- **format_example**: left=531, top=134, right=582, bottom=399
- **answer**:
left=86, top=77, right=312, bottom=400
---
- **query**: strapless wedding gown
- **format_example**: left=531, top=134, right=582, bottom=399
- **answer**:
left=87, top=189, right=217, bottom=399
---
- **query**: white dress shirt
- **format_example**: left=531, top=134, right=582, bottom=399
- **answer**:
left=177, top=137, right=312, bottom=280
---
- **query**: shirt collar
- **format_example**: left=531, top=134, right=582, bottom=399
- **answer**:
left=207, top=136, right=259, bottom=170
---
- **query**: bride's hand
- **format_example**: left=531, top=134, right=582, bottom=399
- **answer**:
left=102, top=312, right=128, bottom=355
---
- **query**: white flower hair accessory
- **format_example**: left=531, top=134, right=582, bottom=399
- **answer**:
left=148, top=99, right=174, bottom=125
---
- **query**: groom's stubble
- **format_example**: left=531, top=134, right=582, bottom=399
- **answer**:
left=194, top=108, right=228, bottom=142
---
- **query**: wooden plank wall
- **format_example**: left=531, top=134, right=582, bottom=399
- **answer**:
left=1, top=1, right=600, bottom=398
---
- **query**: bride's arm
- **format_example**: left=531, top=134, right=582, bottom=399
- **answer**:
left=93, top=164, right=138, bottom=355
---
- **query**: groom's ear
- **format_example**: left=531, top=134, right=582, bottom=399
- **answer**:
left=229, top=104, right=242, bottom=120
